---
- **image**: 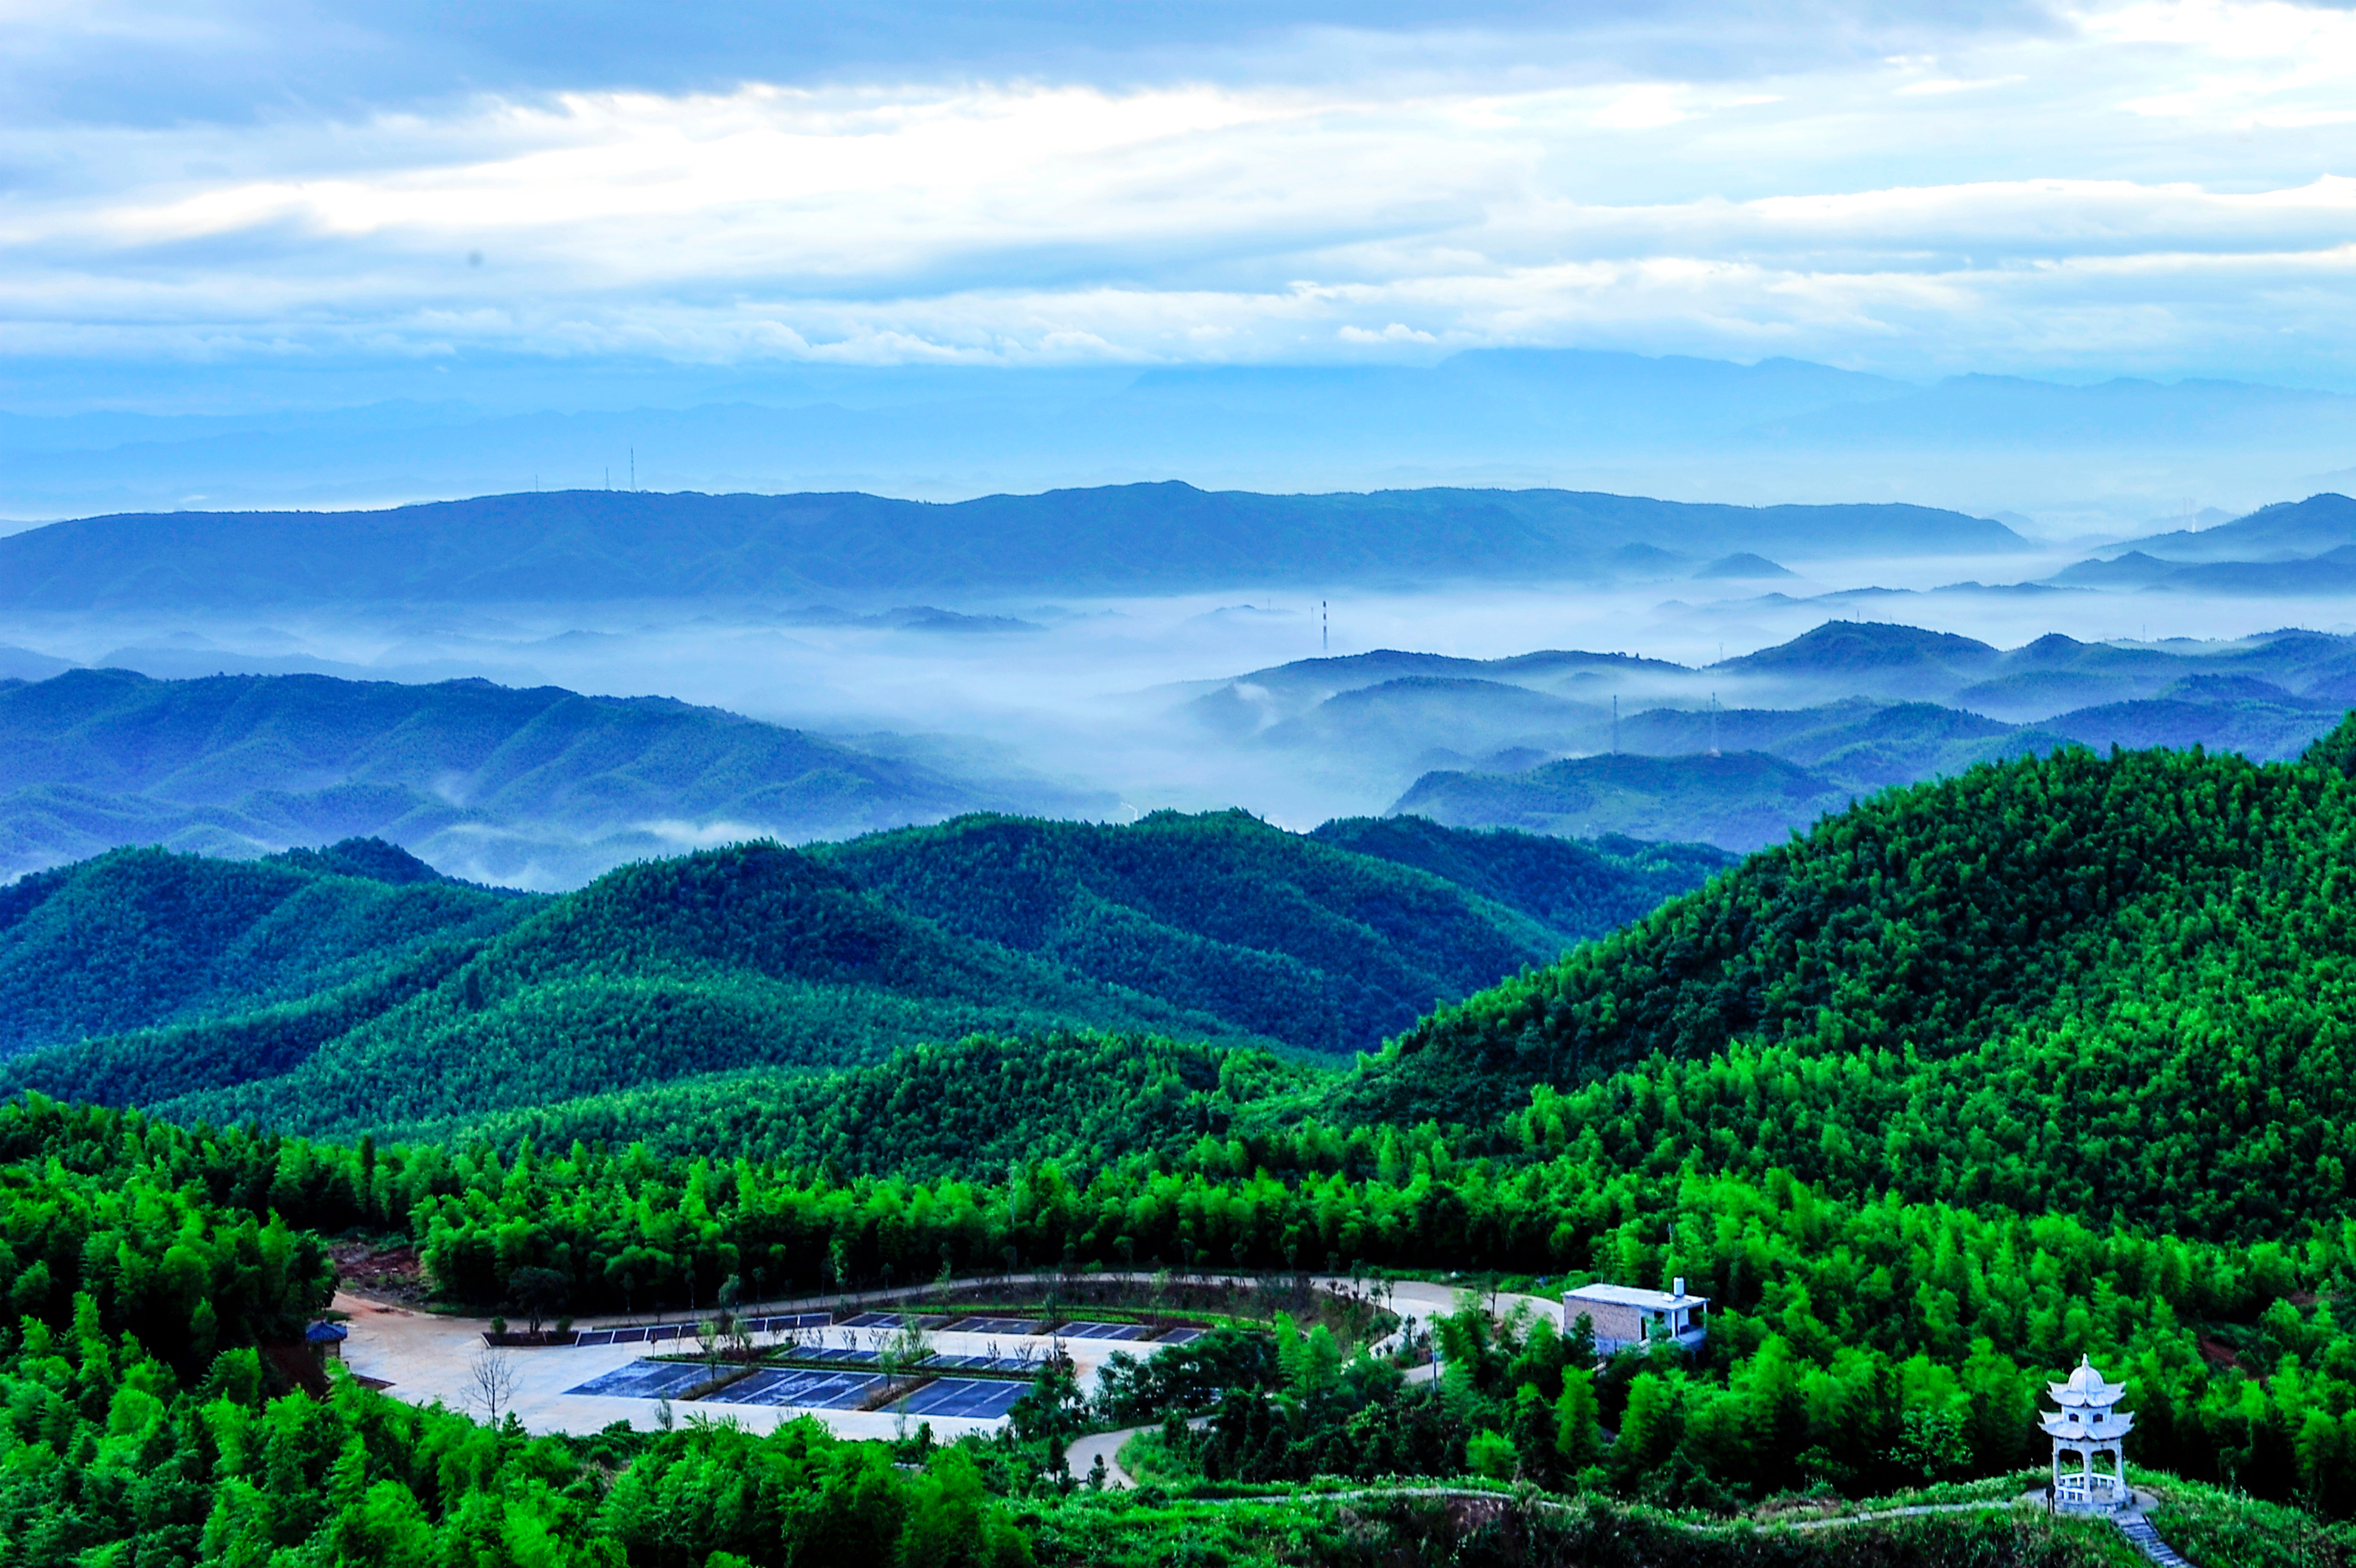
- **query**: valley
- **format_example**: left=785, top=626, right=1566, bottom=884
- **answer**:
left=14, top=0, right=2356, bottom=1552
left=7, top=482, right=2356, bottom=1568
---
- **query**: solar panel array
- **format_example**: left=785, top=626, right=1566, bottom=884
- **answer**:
left=1156, top=1327, right=1208, bottom=1343
left=894, top=1379, right=1033, bottom=1419
left=706, top=1368, right=889, bottom=1410
left=926, top=1353, right=1044, bottom=1373
left=840, top=1311, right=949, bottom=1329
left=1053, top=1321, right=1152, bottom=1340
left=946, top=1316, right=1047, bottom=1335
left=572, top=1312, right=831, bottom=1348
left=564, top=1360, right=714, bottom=1399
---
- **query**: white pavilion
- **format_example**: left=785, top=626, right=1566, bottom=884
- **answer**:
left=2042, top=1355, right=2136, bottom=1510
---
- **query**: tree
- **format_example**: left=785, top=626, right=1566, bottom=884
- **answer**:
left=507, top=1265, right=568, bottom=1335
left=1556, top=1375, right=1602, bottom=1473
left=466, top=1344, right=519, bottom=1427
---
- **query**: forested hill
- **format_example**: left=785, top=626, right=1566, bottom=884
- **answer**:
left=0, top=812, right=1725, bottom=1138
left=0, top=483, right=2023, bottom=608
left=809, top=811, right=1729, bottom=1054
left=0, top=839, right=532, bottom=1056
left=1332, top=720, right=2356, bottom=1234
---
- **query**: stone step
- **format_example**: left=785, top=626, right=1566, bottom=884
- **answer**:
left=2114, top=1515, right=2194, bottom=1568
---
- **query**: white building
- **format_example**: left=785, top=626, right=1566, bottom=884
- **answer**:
left=2042, top=1355, right=2137, bottom=1511
left=1559, top=1278, right=1708, bottom=1355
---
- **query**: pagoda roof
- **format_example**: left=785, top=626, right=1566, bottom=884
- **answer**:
left=2041, top=1410, right=2135, bottom=1441
left=2048, top=1354, right=2127, bottom=1407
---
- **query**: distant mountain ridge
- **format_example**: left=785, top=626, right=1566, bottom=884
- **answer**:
left=2037, top=493, right=2356, bottom=592
left=4, top=348, right=2355, bottom=521
left=1389, top=684, right=2352, bottom=850
left=1249, top=622, right=2356, bottom=849
left=0, top=482, right=2025, bottom=609
left=2109, top=492, right=2356, bottom=563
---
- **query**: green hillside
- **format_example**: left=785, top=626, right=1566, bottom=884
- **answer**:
left=1306, top=814, right=1733, bottom=929
left=428, top=1031, right=1302, bottom=1181
left=0, top=811, right=1724, bottom=1137
left=1341, top=724, right=2356, bottom=1241
left=22, top=730, right=2356, bottom=1556
left=0, top=838, right=530, bottom=1056
left=92, top=841, right=1243, bottom=1136
left=807, top=810, right=1710, bottom=1054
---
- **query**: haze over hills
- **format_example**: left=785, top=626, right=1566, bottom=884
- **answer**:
left=2029, top=492, right=2356, bottom=593
left=1163, top=621, right=2356, bottom=845
left=2105, top=492, right=2356, bottom=564
left=0, top=667, right=1107, bottom=885
left=26, top=0, right=2356, bottom=1549
left=0, top=481, right=2026, bottom=609
left=4, top=618, right=2349, bottom=878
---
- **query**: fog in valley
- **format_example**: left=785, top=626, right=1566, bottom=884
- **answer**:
left=8, top=505, right=2355, bottom=887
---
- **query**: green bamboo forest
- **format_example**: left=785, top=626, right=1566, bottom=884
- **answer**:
left=11, top=725, right=2356, bottom=1564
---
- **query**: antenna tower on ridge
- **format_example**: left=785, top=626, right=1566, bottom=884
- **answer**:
left=1322, top=600, right=1328, bottom=654
left=1612, top=694, right=1619, bottom=755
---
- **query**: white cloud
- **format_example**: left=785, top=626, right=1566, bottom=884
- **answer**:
left=1, top=0, right=2355, bottom=384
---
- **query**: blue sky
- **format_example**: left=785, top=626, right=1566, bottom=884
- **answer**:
left=4, top=0, right=2355, bottom=410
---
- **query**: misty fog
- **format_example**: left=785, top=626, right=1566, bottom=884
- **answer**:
left=6, top=517, right=2353, bottom=888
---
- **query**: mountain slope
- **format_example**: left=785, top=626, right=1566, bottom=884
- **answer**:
left=1304, top=815, right=1733, bottom=931
left=0, top=667, right=1101, bottom=885
left=0, top=838, right=530, bottom=1056
left=1392, top=751, right=1858, bottom=851
left=410, top=1032, right=1279, bottom=1181
left=2114, top=490, right=2356, bottom=562
left=1383, top=672, right=2345, bottom=849
left=1, top=810, right=1727, bottom=1136
left=0, top=483, right=2026, bottom=609
left=809, top=810, right=1723, bottom=1055
left=1254, top=677, right=1605, bottom=772
left=72, top=840, right=1240, bottom=1135
left=1334, top=727, right=2356, bottom=1241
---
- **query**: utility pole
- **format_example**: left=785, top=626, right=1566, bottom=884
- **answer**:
left=1611, top=694, right=1619, bottom=755
left=631, top=447, right=636, bottom=490
left=1709, top=694, right=1720, bottom=757
left=1322, top=600, right=1328, bottom=655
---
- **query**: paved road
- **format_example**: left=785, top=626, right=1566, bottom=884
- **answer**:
left=1067, top=1416, right=1211, bottom=1489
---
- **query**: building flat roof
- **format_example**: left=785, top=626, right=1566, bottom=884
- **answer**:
left=1562, top=1283, right=1707, bottom=1310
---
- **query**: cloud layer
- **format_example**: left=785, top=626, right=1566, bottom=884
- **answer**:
left=3, top=0, right=2354, bottom=396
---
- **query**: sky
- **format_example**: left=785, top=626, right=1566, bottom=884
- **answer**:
left=3, top=0, right=2356, bottom=412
